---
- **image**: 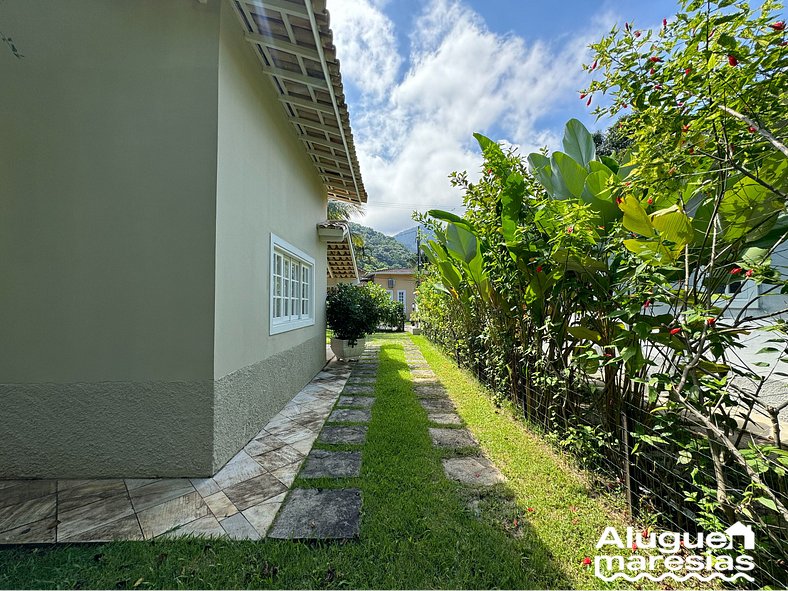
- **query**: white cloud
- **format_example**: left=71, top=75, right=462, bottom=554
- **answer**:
left=330, top=0, right=615, bottom=234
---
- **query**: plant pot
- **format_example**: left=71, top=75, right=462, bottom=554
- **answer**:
left=330, top=337, right=366, bottom=360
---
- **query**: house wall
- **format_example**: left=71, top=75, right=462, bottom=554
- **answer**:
left=211, top=1, right=328, bottom=470
left=0, top=0, right=221, bottom=477
left=371, top=273, right=417, bottom=319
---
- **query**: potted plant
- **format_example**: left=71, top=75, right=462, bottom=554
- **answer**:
left=326, top=283, right=378, bottom=360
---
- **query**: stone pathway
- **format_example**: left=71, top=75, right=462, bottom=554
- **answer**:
left=268, top=344, right=379, bottom=540
left=0, top=361, right=353, bottom=543
left=400, top=342, right=505, bottom=487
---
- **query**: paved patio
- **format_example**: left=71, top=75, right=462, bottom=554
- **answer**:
left=0, top=358, right=355, bottom=543
left=0, top=339, right=502, bottom=544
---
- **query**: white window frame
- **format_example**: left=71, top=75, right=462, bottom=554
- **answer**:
left=270, top=234, right=315, bottom=335
left=397, top=290, right=406, bottom=306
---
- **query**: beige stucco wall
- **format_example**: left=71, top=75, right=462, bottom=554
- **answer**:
left=371, top=273, right=417, bottom=319
left=0, top=0, right=331, bottom=478
left=211, top=0, right=328, bottom=469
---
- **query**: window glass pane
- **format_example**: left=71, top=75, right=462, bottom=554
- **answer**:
left=274, top=297, right=281, bottom=318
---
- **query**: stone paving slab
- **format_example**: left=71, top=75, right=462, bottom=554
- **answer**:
left=338, top=395, right=375, bottom=409
left=318, top=426, right=368, bottom=445
left=328, top=409, right=371, bottom=423
left=419, top=398, right=456, bottom=413
left=442, top=456, right=506, bottom=486
left=343, top=384, right=376, bottom=394
left=429, top=428, right=478, bottom=448
left=268, top=488, right=361, bottom=539
left=300, top=450, right=362, bottom=479
left=414, top=385, right=449, bottom=399
left=427, top=412, right=463, bottom=426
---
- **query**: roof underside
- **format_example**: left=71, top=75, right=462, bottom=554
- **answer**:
left=318, top=221, right=358, bottom=279
left=231, top=0, right=367, bottom=204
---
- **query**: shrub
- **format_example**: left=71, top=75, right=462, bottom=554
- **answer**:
left=326, top=283, right=378, bottom=346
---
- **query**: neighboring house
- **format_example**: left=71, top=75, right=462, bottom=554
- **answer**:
left=363, top=268, right=417, bottom=319
left=0, top=0, right=366, bottom=478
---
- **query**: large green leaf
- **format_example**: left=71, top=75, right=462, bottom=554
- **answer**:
left=583, top=170, right=622, bottom=226
left=623, top=239, right=675, bottom=265
left=651, top=205, right=693, bottom=247
left=419, top=243, right=438, bottom=265
left=437, top=260, right=462, bottom=291
left=552, top=152, right=587, bottom=198
left=446, top=223, right=479, bottom=265
left=719, top=177, right=783, bottom=241
left=428, top=209, right=472, bottom=230
left=567, top=326, right=603, bottom=343
left=501, top=173, right=525, bottom=244
left=562, top=119, right=597, bottom=168
left=747, top=213, right=788, bottom=249
left=528, top=152, right=556, bottom=196
left=473, top=132, right=503, bottom=159
left=619, top=195, right=656, bottom=237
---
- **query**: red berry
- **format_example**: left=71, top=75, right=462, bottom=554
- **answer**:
left=632, top=542, right=638, bottom=551
left=682, top=124, right=690, bottom=133
left=685, top=67, right=691, bottom=75
left=663, top=18, right=668, bottom=28
left=527, top=507, right=535, bottom=512
left=745, top=269, right=754, bottom=277
left=670, top=327, right=682, bottom=335
left=654, top=84, right=663, bottom=90
left=567, top=226, right=574, bottom=234
left=647, top=198, right=653, bottom=205
left=634, top=31, right=641, bottom=37
left=650, top=56, right=662, bottom=62
left=731, top=267, right=742, bottom=275
left=591, top=59, right=598, bottom=70
left=649, top=67, right=655, bottom=75
left=580, top=92, right=587, bottom=99
left=728, top=54, right=738, bottom=66
left=770, top=21, right=785, bottom=31
left=582, top=557, right=592, bottom=566
left=688, top=147, right=695, bottom=154
left=748, top=126, right=756, bottom=133
left=644, top=300, right=651, bottom=308
left=706, top=317, right=716, bottom=325
left=536, top=266, right=543, bottom=273
left=586, top=95, right=592, bottom=106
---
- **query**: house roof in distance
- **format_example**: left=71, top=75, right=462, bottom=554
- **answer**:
left=231, top=0, right=367, bottom=204
left=365, top=267, right=416, bottom=276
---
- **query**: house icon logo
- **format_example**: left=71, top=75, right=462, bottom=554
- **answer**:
left=725, top=522, right=755, bottom=550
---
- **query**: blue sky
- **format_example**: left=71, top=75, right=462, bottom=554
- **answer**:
left=329, top=0, right=681, bottom=234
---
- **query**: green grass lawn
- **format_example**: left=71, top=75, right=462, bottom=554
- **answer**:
left=0, top=334, right=630, bottom=589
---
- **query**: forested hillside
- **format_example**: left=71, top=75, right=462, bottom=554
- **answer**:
left=350, top=223, right=417, bottom=274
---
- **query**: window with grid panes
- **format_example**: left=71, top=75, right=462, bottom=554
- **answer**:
left=270, top=234, right=315, bottom=334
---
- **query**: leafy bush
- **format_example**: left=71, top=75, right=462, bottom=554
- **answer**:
left=365, top=282, right=406, bottom=331
left=326, top=283, right=378, bottom=346
left=416, top=1, right=788, bottom=585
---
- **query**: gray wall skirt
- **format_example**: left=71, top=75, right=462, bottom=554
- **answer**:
left=212, top=334, right=326, bottom=471
left=0, top=335, right=326, bottom=479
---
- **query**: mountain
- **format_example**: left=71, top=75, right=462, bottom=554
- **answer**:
left=393, top=225, right=435, bottom=253
left=349, top=222, right=417, bottom=275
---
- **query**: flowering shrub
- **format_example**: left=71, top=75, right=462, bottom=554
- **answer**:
left=416, top=0, right=787, bottom=585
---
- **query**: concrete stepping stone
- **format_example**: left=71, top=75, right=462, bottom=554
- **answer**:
left=268, top=489, right=362, bottom=539
left=300, top=450, right=361, bottom=479
left=442, top=456, right=506, bottom=486
left=318, top=426, right=367, bottom=445
left=338, top=395, right=374, bottom=409
left=429, top=428, right=478, bottom=448
left=328, top=409, right=371, bottom=423
left=414, top=385, right=448, bottom=399
left=419, top=398, right=455, bottom=413
left=427, top=412, right=462, bottom=426
left=343, top=384, right=375, bottom=394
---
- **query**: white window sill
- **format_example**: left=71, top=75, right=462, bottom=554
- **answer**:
left=270, top=317, right=315, bottom=335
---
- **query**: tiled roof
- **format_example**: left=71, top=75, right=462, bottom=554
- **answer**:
left=231, top=0, right=367, bottom=203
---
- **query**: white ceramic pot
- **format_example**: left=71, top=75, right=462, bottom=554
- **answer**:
left=330, top=337, right=366, bottom=360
